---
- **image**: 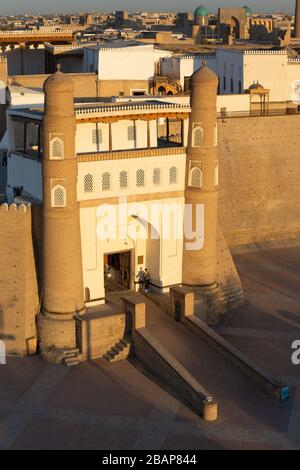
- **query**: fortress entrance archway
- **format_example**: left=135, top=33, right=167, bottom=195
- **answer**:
left=230, top=17, right=240, bottom=39
left=104, top=250, right=132, bottom=291
left=101, top=213, right=161, bottom=295
left=102, top=232, right=135, bottom=293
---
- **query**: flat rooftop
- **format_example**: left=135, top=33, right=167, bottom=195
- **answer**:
left=86, top=40, right=153, bottom=50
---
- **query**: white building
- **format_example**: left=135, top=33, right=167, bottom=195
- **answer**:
left=161, top=54, right=217, bottom=89
left=6, top=99, right=191, bottom=304
left=83, top=41, right=173, bottom=80
left=161, top=48, right=300, bottom=103
left=7, top=85, right=44, bottom=109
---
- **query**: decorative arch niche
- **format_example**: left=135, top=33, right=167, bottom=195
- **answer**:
left=51, top=184, right=66, bottom=208
left=192, top=124, right=204, bottom=148
left=49, top=135, right=64, bottom=160
left=189, top=166, right=203, bottom=188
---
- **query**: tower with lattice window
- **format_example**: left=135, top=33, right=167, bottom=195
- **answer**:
left=182, top=62, right=220, bottom=321
left=38, top=67, right=85, bottom=361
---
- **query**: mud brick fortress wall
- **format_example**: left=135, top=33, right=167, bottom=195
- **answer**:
left=8, top=73, right=98, bottom=98
left=218, top=114, right=300, bottom=250
left=8, top=74, right=150, bottom=98
left=0, top=203, right=39, bottom=355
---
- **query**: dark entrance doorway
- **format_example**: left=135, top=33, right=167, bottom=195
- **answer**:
left=230, top=17, right=240, bottom=39
left=104, top=251, right=131, bottom=291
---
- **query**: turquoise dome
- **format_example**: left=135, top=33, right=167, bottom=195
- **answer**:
left=243, top=5, right=253, bottom=17
left=194, top=5, right=209, bottom=17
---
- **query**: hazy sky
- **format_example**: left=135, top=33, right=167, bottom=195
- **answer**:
left=0, top=1, right=295, bottom=16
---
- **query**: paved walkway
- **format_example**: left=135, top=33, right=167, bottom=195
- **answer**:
left=0, top=245, right=299, bottom=449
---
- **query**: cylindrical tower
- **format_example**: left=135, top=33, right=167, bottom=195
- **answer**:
left=295, top=0, right=300, bottom=38
left=182, top=62, right=220, bottom=321
left=38, top=67, right=85, bottom=359
left=194, top=5, right=209, bottom=27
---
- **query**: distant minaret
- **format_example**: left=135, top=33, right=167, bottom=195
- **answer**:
left=38, top=66, right=85, bottom=359
left=295, top=0, right=300, bottom=38
left=182, top=62, right=220, bottom=320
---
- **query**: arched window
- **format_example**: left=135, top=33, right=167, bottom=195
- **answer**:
left=158, top=86, right=166, bottom=95
left=84, top=174, right=94, bottom=192
left=119, top=170, right=128, bottom=189
left=169, top=166, right=178, bottom=185
left=102, top=172, right=111, bottom=191
left=192, top=126, right=204, bottom=148
left=189, top=167, right=203, bottom=188
left=51, top=185, right=66, bottom=208
left=50, top=136, right=64, bottom=160
left=136, top=169, right=145, bottom=187
left=153, top=167, right=161, bottom=185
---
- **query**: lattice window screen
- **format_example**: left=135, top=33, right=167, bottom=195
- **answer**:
left=92, top=129, right=103, bottom=145
left=136, top=169, right=145, bottom=187
left=84, top=174, right=94, bottom=192
left=50, top=136, right=64, bottom=160
left=119, top=171, right=128, bottom=189
left=102, top=172, right=111, bottom=191
left=128, top=125, right=136, bottom=141
left=153, top=167, right=161, bottom=185
left=169, top=167, right=178, bottom=185
left=52, top=185, right=66, bottom=207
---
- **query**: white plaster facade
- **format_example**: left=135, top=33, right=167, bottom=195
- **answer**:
left=161, top=48, right=300, bottom=103
left=6, top=100, right=189, bottom=304
left=161, top=54, right=216, bottom=88
left=80, top=193, right=185, bottom=304
left=83, top=41, right=173, bottom=80
left=8, top=86, right=44, bottom=109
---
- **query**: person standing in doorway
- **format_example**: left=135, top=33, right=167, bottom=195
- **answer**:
left=136, top=267, right=145, bottom=290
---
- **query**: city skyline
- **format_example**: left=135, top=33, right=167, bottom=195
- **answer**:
left=0, top=0, right=294, bottom=16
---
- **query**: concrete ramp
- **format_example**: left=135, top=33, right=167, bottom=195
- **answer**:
left=183, top=313, right=289, bottom=401
left=132, top=327, right=217, bottom=421
left=121, top=293, right=218, bottom=421
left=170, top=287, right=289, bottom=402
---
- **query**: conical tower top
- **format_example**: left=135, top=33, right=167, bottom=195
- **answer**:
left=191, top=61, right=218, bottom=89
left=43, top=64, right=74, bottom=94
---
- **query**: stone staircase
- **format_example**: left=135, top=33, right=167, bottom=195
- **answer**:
left=103, top=338, right=131, bottom=363
left=62, top=348, right=82, bottom=367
